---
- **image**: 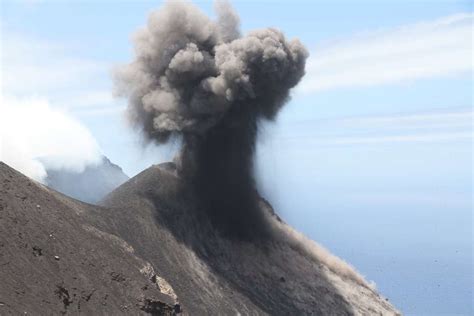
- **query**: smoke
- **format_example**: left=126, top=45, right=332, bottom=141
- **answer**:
left=0, top=96, right=102, bottom=183
left=272, top=218, right=375, bottom=290
left=115, top=0, right=308, bottom=239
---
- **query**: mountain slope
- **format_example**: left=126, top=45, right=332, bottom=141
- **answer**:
left=45, top=156, right=129, bottom=204
left=0, top=162, right=177, bottom=315
left=89, top=162, right=400, bottom=315
left=1, top=161, right=400, bottom=315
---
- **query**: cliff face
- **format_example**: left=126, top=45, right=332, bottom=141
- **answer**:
left=45, top=156, right=129, bottom=204
left=0, top=161, right=399, bottom=315
left=0, top=162, right=177, bottom=315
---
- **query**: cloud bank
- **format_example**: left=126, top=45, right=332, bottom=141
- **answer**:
left=0, top=29, right=107, bottom=182
left=1, top=30, right=120, bottom=117
left=274, top=109, right=473, bottom=146
left=0, top=96, right=102, bottom=182
left=299, top=13, right=473, bottom=93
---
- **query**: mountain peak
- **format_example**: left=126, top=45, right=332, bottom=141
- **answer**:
left=94, top=162, right=400, bottom=315
left=0, top=161, right=399, bottom=314
left=45, top=155, right=129, bottom=204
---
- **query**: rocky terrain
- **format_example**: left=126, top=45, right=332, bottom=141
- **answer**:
left=0, top=162, right=177, bottom=315
left=45, top=156, right=129, bottom=204
left=0, top=161, right=400, bottom=315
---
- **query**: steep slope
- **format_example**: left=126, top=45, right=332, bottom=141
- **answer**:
left=89, top=162, right=400, bottom=315
left=45, top=156, right=129, bottom=204
left=0, top=162, right=177, bottom=315
left=1, top=160, right=400, bottom=315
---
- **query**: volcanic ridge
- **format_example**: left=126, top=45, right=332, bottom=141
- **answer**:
left=0, top=162, right=399, bottom=315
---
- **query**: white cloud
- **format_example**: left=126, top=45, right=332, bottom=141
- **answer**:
left=336, top=109, right=473, bottom=131
left=299, top=13, right=473, bottom=93
left=1, top=31, right=105, bottom=95
left=321, top=132, right=472, bottom=145
left=275, top=109, right=473, bottom=146
left=0, top=29, right=119, bottom=181
left=65, top=91, right=116, bottom=109
left=0, top=30, right=119, bottom=113
left=0, top=95, right=102, bottom=182
left=73, top=105, right=126, bottom=117
left=346, top=191, right=471, bottom=209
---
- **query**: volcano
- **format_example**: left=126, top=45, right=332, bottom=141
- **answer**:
left=0, top=161, right=399, bottom=315
left=45, top=156, right=129, bottom=204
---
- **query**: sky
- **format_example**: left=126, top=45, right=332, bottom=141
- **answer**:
left=0, top=0, right=472, bottom=314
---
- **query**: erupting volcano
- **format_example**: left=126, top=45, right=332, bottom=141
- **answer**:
left=0, top=1, right=401, bottom=315
left=114, top=0, right=307, bottom=239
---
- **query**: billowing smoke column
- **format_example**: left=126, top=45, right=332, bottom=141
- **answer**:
left=115, top=0, right=308, bottom=239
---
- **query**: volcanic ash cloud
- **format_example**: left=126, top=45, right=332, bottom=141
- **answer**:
left=115, top=0, right=308, bottom=239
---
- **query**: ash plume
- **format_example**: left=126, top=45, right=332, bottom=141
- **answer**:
left=114, top=0, right=308, bottom=239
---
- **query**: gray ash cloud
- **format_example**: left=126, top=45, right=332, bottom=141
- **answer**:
left=115, top=0, right=308, bottom=239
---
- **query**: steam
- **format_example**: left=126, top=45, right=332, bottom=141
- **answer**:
left=0, top=96, right=102, bottom=183
left=115, top=0, right=308, bottom=239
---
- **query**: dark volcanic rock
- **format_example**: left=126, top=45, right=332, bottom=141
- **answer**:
left=0, top=162, right=176, bottom=315
left=0, top=161, right=399, bottom=315
left=45, top=156, right=129, bottom=204
left=90, top=163, right=399, bottom=315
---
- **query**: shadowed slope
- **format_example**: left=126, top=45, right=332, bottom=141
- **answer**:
left=45, top=156, right=129, bottom=204
left=90, top=162, right=399, bottom=315
left=0, top=162, right=176, bottom=315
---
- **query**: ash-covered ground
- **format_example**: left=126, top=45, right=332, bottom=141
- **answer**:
left=0, top=162, right=177, bottom=315
left=0, top=161, right=399, bottom=315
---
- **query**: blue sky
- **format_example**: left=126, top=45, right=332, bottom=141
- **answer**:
left=1, top=0, right=472, bottom=314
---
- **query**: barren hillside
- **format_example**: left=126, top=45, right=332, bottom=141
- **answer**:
left=0, top=162, right=176, bottom=315
left=0, top=161, right=399, bottom=315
